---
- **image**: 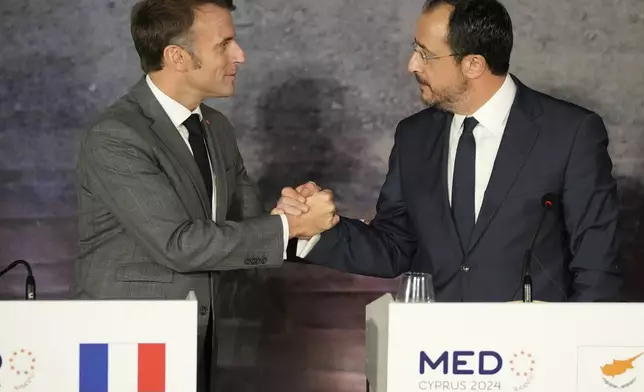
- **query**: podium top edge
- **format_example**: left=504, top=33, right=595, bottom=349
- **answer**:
left=385, top=301, right=641, bottom=305
left=0, top=300, right=197, bottom=304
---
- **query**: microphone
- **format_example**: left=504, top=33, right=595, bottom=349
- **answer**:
left=0, top=259, right=36, bottom=300
left=522, top=193, right=557, bottom=302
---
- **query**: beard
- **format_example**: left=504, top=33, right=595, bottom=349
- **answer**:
left=416, top=73, right=468, bottom=112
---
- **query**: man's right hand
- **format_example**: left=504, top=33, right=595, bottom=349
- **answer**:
left=285, top=188, right=339, bottom=238
left=272, top=182, right=338, bottom=239
left=271, top=181, right=320, bottom=216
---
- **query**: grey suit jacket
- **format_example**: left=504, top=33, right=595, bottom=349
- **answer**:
left=73, top=76, right=283, bottom=338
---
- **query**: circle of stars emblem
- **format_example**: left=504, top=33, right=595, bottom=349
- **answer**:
left=509, top=350, right=535, bottom=379
left=8, top=349, right=36, bottom=376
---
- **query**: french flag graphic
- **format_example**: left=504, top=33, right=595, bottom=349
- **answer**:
left=79, top=343, right=165, bottom=392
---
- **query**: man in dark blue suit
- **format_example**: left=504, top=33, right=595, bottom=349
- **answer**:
left=275, top=0, right=622, bottom=301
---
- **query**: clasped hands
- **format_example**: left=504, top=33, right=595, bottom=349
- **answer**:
left=271, top=181, right=339, bottom=239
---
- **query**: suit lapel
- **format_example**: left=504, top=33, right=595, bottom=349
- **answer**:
left=128, top=77, right=211, bottom=217
left=420, top=110, right=464, bottom=257
left=466, top=80, right=543, bottom=253
left=201, top=111, right=228, bottom=222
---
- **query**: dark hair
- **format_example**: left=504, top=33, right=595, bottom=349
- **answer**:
left=131, top=0, right=235, bottom=73
left=423, top=0, right=513, bottom=75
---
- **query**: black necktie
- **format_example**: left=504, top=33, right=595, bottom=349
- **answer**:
left=452, top=116, right=478, bottom=249
left=183, top=114, right=213, bottom=200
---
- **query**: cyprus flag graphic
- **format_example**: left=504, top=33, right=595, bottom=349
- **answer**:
left=577, top=346, right=644, bottom=390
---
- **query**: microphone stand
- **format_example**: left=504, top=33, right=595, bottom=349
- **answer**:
left=522, top=250, right=533, bottom=303
left=522, top=196, right=554, bottom=303
left=0, top=260, right=36, bottom=300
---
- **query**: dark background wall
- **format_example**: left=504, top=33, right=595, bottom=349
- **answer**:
left=1, top=0, right=643, bottom=391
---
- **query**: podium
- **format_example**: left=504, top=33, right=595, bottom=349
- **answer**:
left=365, top=294, right=644, bottom=392
left=0, top=300, right=197, bottom=392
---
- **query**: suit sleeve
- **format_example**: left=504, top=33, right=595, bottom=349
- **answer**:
left=80, top=119, right=284, bottom=273
left=563, top=113, right=622, bottom=301
left=303, top=123, right=417, bottom=278
left=226, top=128, right=265, bottom=220
left=222, top=120, right=292, bottom=258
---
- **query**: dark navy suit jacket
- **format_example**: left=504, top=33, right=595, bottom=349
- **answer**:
left=301, top=75, right=622, bottom=302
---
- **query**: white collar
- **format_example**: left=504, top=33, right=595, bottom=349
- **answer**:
left=452, top=75, right=517, bottom=136
left=145, top=74, right=203, bottom=128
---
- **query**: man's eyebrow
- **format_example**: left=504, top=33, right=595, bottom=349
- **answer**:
left=414, top=39, right=435, bottom=55
left=215, top=36, right=235, bottom=47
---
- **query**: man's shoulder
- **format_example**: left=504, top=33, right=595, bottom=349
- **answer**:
left=517, top=77, right=601, bottom=122
left=81, top=93, right=152, bottom=149
left=394, top=107, right=448, bottom=140
left=399, top=106, right=443, bottom=126
left=87, top=92, right=143, bottom=130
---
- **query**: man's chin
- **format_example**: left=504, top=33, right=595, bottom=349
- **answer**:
left=420, top=91, right=451, bottom=110
left=420, top=94, right=437, bottom=107
left=206, top=87, right=235, bottom=99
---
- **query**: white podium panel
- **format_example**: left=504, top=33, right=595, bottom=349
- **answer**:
left=0, top=300, right=197, bottom=392
left=366, top=295, right=644, bottom=392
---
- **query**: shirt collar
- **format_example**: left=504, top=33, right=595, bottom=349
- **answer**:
left=146, top=74, right=203, bottom=128
left=452, top=74, right=517, bottom=136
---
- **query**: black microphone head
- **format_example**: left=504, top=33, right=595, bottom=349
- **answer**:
left=26, top=275, right=36, bottom=300
left=541, top=193, right=558, bottom=210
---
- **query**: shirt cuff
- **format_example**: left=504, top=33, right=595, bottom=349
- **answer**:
left=296, top=234, right=321, bottom=258
left=280, top=214, right=290, bottom=259
left=279, top=214, right=321, bottom=259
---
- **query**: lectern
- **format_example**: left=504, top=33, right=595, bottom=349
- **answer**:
left=0, top=300, right=197, bottom=392
left=365, top=294, right=644, bottom=392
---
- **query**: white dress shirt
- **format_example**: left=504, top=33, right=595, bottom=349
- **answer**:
left=447, top=75, right=517, bottom=220
left=145, top=75, right=291, bottom=256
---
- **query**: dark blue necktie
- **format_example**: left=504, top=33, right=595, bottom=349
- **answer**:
left=452, top=116, right=478, bottom=249
left=183, top=114, right=213, bottom=201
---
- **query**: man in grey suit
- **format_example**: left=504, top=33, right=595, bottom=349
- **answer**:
left=72, top=0, right=338, bottom=390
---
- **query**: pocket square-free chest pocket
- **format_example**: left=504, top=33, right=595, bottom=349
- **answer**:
left=116, top=262, right=174, bottom=283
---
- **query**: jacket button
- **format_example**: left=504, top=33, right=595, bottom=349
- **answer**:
left=199, top=306, right=208, bottom=315
left=461, top=265, right=470, bottom=272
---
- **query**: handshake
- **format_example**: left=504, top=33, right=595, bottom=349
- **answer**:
left=271, top=181, right=339, bottom=239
